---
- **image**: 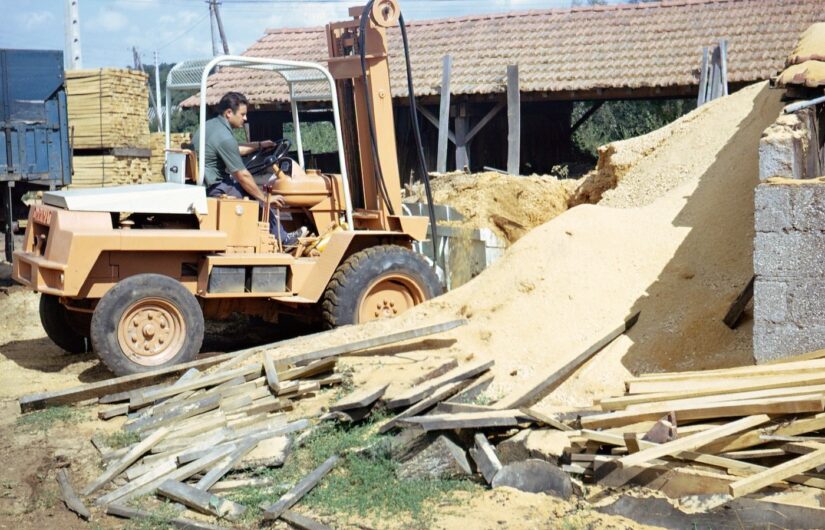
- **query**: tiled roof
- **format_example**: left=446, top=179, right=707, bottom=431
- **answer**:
left=186, top=0, right=825, bottom=106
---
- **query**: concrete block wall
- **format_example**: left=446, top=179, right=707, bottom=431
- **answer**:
left=754, top=180, right=825, bottom=362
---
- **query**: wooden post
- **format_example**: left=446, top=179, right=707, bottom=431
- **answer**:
left=697, top=47, right=709, bottom=106
left=454, top=103, right=469, bottom=170
left=506, top=65, right=520, bottom=175
left=719, top=39, right=729, bottom=97
left=710, top=46, right=722, bottom=101
left=437, top=55, right=452, bottom=174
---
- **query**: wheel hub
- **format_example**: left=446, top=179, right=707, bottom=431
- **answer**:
left=358, top=274, right=426, bottom=324
left=118, top=299, right=185, bottom=366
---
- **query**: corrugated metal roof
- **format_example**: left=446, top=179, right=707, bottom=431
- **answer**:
left=183, top=0, right=825, bottom=107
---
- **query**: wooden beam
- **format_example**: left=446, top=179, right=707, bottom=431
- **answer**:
left=723, top=276, right=754, bottom=329
left=506, top=64, right=520, bottom=175
left=262, top=455, right=339, bottom=520
left=330, top=383, right=388, bottom=412
left=765, top=348, right=825, bottom=365
left=398, top=409, right=532, bottom=431
left=379, top=378, right=473, bottom=434
left=519, top=407, right=574, bottom=431
left=56, top=469, right=90, bottom=520
left=276, top=320, right=467, bottom=366
left=130, top=364, right=262, bottom=408
left=454, top=104, right=469, bottom=170
left=469, top=433, right=502, bottom=484
left=412, top=359, right=459, bottom=385
left=281, top=510, right=334, bottom=530
left=106, top=503, right=229, bottom=530
left=464, top=102, right=505, bottom=144
left=496, top=312, right=640, bottom=409
left=263, top=352, right=281, bottom=392
left=618, top=415, right=771, bottom=469
left=83, top=427, right=170, bottom=495
left=582, top=394, right=825, bottom=429
left=697, top=46, right=710, bottom=106
left=570, top=101, right=604, bottom=135
left=437, top=54, right=452, bottom=173
left=158, top=480, right=246, bottom=520
left=279, top=358, right=337, bottom=381
left=729, top=445, right=825, bottom=497
left=384, top=359, right=494, bottom=409
left=419, top=106, right=456, bottom=144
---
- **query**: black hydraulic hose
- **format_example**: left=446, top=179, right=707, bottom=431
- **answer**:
left=358, top=1, right=396, bottom=216
left=398, top=13, right=439, bottom=267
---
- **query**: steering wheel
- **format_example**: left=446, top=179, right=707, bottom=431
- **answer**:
left=244, top=139, right=291, bottom=175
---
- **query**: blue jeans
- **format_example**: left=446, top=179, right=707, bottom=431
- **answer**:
left=206, top=179, right=288, bottom=241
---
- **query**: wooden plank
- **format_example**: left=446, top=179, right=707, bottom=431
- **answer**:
left=196, top=439, right=258, bottom=491
left=384, top=359, right=494, bottom=409
left=581, top=395, right=825, bottom=429
left=399, top=410, right=532, bottom=431
left=276, top=320, right=466, bottom=367
left=723, top=275, right=754, bottom=329
left=262, top=455, right=339, bottom=520
left=782, top=441, right=824, bottom=455
left=445, top=372, right=494, bottom=404
left=626, top=358, right=825, bottom=385
left=56, top=469, right=90, bottom=520
left=618, top=415, right=771, bottom=469
left=720, top=448, right=788, bottom=459
left=766, top=348, right=825, bottom=365
left=125, top=394, right=221, bottom=433
left=330, top=383, right=388, bottom=412
left=263, top=351, right=281, bottom=392
left=99, top=403, right=130, bottom=420
left=435, top=402, right=497, bottom=414
left=83, top=427, right=170, bottom=495
left=703, top=412, right=825, bottom=453
left=131, top=364, right=262, bottom=407
left=94, top=458, right=178, bottom=507
left=210, top=476, right=284, bottom=493
left=411, top=359, right=458, bottom=386
left=106, top=503, right=229, bottom=530
left=436, top=54, right=452, bottom=174
left=519, top=407, right=574, bottom=431
left=497, top=312, right=640, bottom=409
left=601, top=382, right=825, bottom=410
left=281, top=510, right=333, bottom=530
left=454, top=106, right=468, bottom=170
left=469, top=433, right=502, bottom=484
left=506, top=64, right=520, bottom=175
left=279, top=358, right=336, bottom=381
left=158, top=479, right=246, bottom=520
left=729, top=445, right=825, bottom=497
left=379, top=379, right=473, bottom=434
left=18, top=353, right=235, bottom=412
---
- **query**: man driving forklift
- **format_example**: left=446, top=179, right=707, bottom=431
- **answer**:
left=193, top=91, right=307, bottom=246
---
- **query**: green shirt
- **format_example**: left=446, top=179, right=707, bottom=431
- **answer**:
left=192, top=115, right=245, bottom=186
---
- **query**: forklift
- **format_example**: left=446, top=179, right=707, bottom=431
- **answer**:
left=12, top=0, right=442, bottom=376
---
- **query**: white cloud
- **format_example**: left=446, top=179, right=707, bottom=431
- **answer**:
left=20, top=10, right=55, bottom=31
left=92, top=8, right=129, bottom=32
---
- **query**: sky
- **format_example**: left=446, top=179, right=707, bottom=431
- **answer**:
left=0, top=0, right=623, bottom=69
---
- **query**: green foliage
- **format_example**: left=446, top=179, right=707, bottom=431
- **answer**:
left=571, top=99, right=695, bottom=158
left=16, top=406, right=86, bottom=432
left=283, top=121, right=338, bottom=154
left=227, top=417, right=477, bottom=527
left=123, top=498, right=181, bottom=530
left=102, top=430, right=141, bottom=450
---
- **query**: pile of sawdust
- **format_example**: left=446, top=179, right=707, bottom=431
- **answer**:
left=406, top=171, right=578, bottom=244
left=382, top=81, right=783, bottom=407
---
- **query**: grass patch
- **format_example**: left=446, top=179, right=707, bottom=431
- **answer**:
left=226, top=416, right=478, bottom=528
left=102, top=430, right=141, bottom=449
left=123, top=497, right=181, bottom=530
left=16, top=406, right=86, bottom=432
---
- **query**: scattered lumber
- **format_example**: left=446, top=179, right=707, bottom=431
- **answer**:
left=384, top=359, right=494, bottom=408
left=106, top=503, right=229, bottom=530
left=397, top=434, right=472, bottom=480
left=399, top=409, right=532, bottom=431
left=495, top=311, right=640, bottom=409
left=83, top=427, right=170, bottom=495
left=329, top=383, right=388, bottom=412
left=469, top=433, right=502, bottom=484
left=379, top=378, right=474, bottom=434
left=56, top=469, right=90, bottom=520
left=729, top=444, right=825, bottom=497
left=158, top=479, right=246, bottom=520
left=262, top=455, right=339, bottom=521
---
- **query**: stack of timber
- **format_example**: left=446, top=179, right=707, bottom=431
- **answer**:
left=149, top=132, right=192, bottom=183
left=66, top=69, right=152, bottom=187
left=558, top=350, right=825, bottom=502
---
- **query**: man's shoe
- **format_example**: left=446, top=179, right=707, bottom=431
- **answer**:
left=283, top=226, right=309, bottom=246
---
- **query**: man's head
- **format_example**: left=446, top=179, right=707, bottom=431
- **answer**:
left=218, top=92, right=248, bottom=129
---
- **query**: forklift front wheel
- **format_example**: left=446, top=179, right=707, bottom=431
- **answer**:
left=90, top=274, right=204, bottom=376
left=39, top=294, right=91, bottom=354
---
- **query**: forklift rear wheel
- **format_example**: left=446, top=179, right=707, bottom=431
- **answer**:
left=321, top=245, right=443, bottom=328
left=39, top=294, right=90, bottom=354
left=90, top=274, right=204, bottom=376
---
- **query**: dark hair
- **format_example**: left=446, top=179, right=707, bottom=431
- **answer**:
left=217, top=92, right=249, bottom=114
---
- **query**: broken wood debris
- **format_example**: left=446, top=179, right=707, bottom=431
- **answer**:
left=56, top=469, right=91, bottom=520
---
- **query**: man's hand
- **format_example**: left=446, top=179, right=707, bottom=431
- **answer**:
left=260, top=139, right=276, bottom=150
left=269, top=195, right=286, bottom=208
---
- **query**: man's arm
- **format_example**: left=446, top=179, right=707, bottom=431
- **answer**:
left=238, top=139, right=275, bottom=157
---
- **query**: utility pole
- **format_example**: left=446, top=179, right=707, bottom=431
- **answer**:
left=208, top=0, right=230, bottom=55
left=64, top=0, right=82, bottom=69
left=133, top=47, right=162, bottom=133
left=154, top=51, right=164, bottom=132
left=208, top=0, right=219, bottom=57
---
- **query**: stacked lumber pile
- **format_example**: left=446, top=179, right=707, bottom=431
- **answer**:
left=149, top=132, right=192, bottom=182
left=66, top=69, right=150, bottom=149
left=70, top=155, right=152, bottom=188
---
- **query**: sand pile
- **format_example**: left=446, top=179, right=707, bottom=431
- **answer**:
left=383, top=81, right=784, bottom=407
left=406, top=172, right=577, bottom=244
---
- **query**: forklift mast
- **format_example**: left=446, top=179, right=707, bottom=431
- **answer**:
left=325, top=0, right=403, bottom=218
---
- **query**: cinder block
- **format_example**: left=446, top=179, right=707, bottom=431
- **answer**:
left=787, top=280, right=825, bottom=327
left=758, top=109, right=819, bottom=181
left=759, top=136, right=799, bottom=181
left=753, top=279, right=788, bottom=323
left=790, top=183, right=825, bottom=231
left=754, top=232, right=825, bottom=278
left=754, top=184, right=792, bottom=233
left=754, top=320, right=825, bottom=364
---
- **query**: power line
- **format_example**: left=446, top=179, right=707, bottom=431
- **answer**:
left=155, top=11, right=211, bottom=50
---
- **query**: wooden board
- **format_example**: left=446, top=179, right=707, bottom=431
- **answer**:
left=581, top=395, right=825, bottom=429
left=56, top=469, right=90, bottom=520
left=158, top=479, right=246, bottom=520
left=601, top=382, right=825, bottom=410
left=384, top=359, right=494, bottom=409
left=330, top=383, right=388, bottom=412
left=106, top=503, right=229, bottom=530
left=496, top=311, right=640, bottom=409
left=729, top=445, right=825, bottom=497
left=399, top=410, right=532, bottom=431
left=83, top=427, right=170, bottom=495
left=379, top=379, right=473, bottom=434
left=469, top=433, right=502, bottom=484
left=262, top=455, right=339, bottom=520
